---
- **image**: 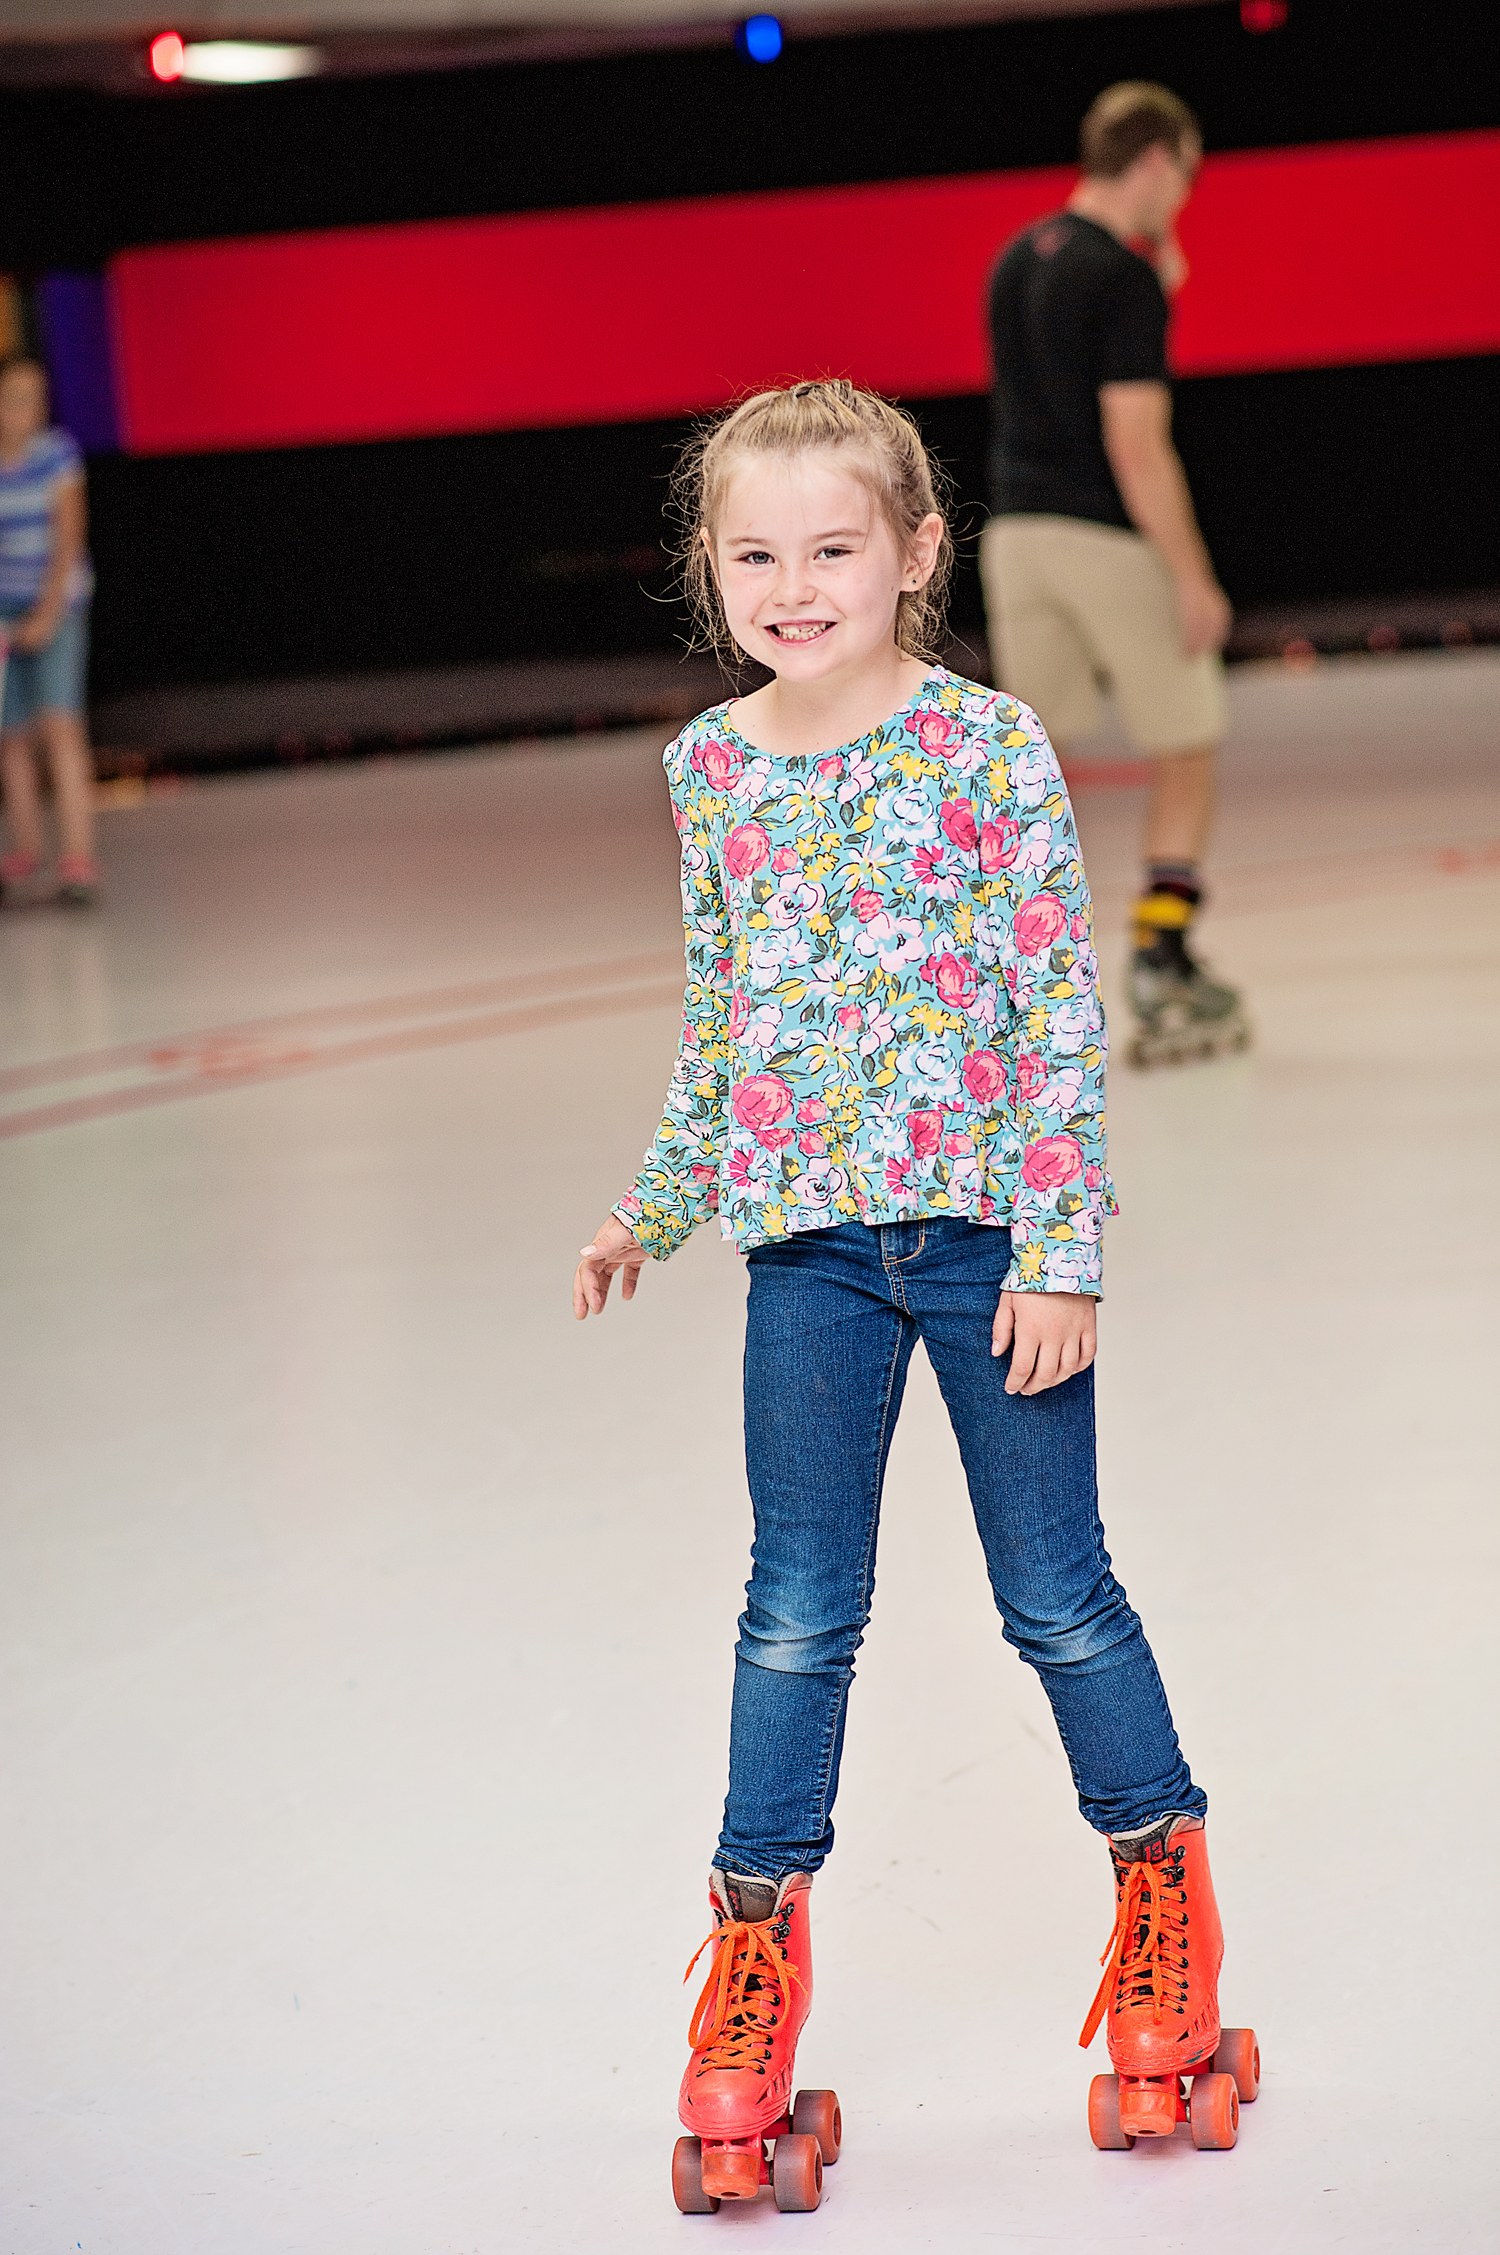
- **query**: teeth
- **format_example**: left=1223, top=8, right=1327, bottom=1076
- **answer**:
left=775, top=623, right=830, bottom=642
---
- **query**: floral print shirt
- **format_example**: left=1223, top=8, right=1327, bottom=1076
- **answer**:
left=614, top=667, right=1118, bottom=1293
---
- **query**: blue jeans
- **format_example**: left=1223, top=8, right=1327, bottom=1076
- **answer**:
left=718, top=1220, right=1204, bottom=1880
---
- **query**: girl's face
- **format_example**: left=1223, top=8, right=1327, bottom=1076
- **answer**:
left=0, top=365, right=47, bottom=450
left=710, top=449, right=941, bottom=682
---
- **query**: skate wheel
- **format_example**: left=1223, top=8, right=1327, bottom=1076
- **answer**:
left=1087, top=2073, right=1135, bottom=2150
left=792, top=2088, right=842, bottom=2163
left=772, top=2131, right=823, bottom=2211
left=672, top=2135, right=720, bottom=2213
left=1189, top=2071, right=1239, bottom=2149
left=1212, top=2028, right=1260, bottom=2101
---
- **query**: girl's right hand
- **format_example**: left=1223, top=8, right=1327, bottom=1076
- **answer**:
left=574, top=1214, right=650, bottom=1319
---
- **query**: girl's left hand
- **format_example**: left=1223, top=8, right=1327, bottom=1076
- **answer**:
left=574, top=1214, right=650, bottom=1319
left=992, top=1288, right=1097, bottom=1395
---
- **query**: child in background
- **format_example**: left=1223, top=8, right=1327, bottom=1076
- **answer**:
left=0, top=355, right=100, bottom=907
left=574, top=381, right=1254, bottom=2208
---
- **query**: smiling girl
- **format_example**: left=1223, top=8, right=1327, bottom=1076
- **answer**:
left=573, top=382, right=1251, bottom=2206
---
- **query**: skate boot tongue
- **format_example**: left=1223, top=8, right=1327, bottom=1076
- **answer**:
left=719, top=1872, right=779, bottom=1924
left=1109, top=1811, right=1201, bottom=1866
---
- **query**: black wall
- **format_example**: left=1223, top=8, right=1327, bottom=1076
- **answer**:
left=2, top=0, right=1497, bottom=694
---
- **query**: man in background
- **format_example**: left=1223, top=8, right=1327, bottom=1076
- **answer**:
left=981, top=81, right=1248, bottom=1068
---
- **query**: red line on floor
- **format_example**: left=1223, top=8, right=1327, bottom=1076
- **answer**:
left=0, top=950, right=684, bottom=1098
left=0, top=978, right=684, bottom=1142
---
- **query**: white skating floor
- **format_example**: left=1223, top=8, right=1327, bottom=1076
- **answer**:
left=2, top=649, right=1497, bottom=2252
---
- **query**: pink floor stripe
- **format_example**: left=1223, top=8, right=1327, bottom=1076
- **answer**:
left=0, top=978, right=684, bottom=1142
left=0, top=950, right=683, bottom=1099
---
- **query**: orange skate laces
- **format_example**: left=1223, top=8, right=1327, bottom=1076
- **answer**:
left=684, top=1915, right=803, bottom=2074
left=1078, top=1847, right=1191, bottom=2049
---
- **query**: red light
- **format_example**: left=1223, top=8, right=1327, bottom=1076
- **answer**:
left=149, top=31, right=185, bottom=80
left=1240, top=0, right=1288, bottom=27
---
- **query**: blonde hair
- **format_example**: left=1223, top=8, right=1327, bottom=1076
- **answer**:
left=672, top=378, right=954, bottom=665
left=1079, top=82, right=1198, bottom=179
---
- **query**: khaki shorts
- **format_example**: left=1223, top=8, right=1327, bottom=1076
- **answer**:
left=979, top=513, right=1227, bottom=753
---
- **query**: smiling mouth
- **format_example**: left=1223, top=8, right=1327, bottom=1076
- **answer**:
left=768, top=620, right=835, bottom=644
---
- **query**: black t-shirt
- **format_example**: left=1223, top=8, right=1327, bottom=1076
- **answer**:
left=987, top=211, right=1169, bottom=529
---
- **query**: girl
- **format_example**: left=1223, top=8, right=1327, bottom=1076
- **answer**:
left=573, top=382, right=1252, bottom=2205
left=0, top=355, right=100, bottom=907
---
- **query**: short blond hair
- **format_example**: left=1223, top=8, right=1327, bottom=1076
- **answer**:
left=672, top=378, right=954, bottom=664
left=1079, top=82, right=1199, bottom=179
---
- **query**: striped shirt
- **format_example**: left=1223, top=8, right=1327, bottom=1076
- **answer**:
left=0, top=428, right=93, bottom=609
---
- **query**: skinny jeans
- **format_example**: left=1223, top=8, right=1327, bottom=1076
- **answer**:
left=716, top=1219, right=1204, bottom=1881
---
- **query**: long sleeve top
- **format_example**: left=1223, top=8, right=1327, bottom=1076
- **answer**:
left=614, top=666, right=1118, bottom=1292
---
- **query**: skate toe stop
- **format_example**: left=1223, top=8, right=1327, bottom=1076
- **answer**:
left=700, top=2144, right=763, bottom=2200
left=1117, top=2078, right=1179, bottom=2138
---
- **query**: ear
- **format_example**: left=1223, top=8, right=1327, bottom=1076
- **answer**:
left=903, top=512, right=946, bottom=591
left=700, top=525, right=722, bottom=584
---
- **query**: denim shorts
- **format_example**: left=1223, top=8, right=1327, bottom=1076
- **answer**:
left=1, top=604, right=90, bottom=729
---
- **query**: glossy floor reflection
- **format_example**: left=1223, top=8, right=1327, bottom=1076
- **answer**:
left=2, top=651, right=1497, bottom=2251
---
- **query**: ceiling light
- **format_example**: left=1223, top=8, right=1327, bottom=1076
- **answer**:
left=736, top=16, right=783, bottom=63
left=180, top=41, right=322, bottom=82
left=148, top=30, right=185, bottom=80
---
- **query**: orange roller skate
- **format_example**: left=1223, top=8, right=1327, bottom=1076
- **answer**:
left=1079, top=1813, right=1259, bottom=2151
left=671, top=1870, right=842, bottom=2214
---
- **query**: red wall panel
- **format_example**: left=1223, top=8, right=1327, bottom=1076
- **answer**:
left=1171, top=133, right=1500, bottom=375
left=110, top=131, right=1500, bottom=457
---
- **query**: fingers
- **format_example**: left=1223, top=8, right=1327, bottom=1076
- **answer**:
left=1178, top=585, right=1230, bottom=658
left=990, top=1291, right=1015, bottom=1360
left=574, top=1246, right=613, bottom=1320
left=1002, top=1297, right=1099, bottom=1394
left=575, top=1223, right=651, bottom=1319
left=1003, top=1323, right=1039, bottom=1394
left=1008, top=1333, right=1061, bottom=1395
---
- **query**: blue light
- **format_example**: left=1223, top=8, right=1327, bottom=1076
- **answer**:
left=738, top=14, right=783, bottom=63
